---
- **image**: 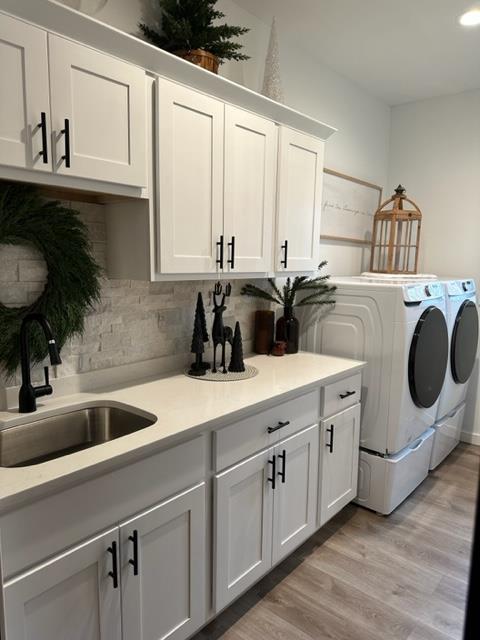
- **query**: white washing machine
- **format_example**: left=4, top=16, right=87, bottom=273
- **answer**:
left=429, top=279, right=478, bottom=470
left=304, top=276, right=449, bottom=514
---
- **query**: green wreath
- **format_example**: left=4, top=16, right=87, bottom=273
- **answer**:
left=0, top=182, right=101, bottom=377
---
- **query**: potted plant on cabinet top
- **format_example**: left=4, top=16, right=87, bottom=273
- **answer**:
left=139, top=0, right=250, bottom=74
left=241, top=262, right=336, bottom=354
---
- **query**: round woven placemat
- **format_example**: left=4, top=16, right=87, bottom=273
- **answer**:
left=185, top=364, right=258, bottom=382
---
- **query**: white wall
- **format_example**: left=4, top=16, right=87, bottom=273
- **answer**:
left=389, top=90, right=480, bottom=441
left=57, top=0, right=391, bottom=276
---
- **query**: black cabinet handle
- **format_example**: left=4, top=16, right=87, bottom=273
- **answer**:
left=267, top=420, right=290, bottom=434
left=39, top=112, right=48, bottom=163
left=107, top=541, right=119, bottom=589
left=281, top=240, right=288, bottom=269
left=278, top=450, right=286, bottom=483
left=61, top=118, right=71, bottom=168
left=326, top=424, right=335, bottom=453
left=128, top=530, right=140, bottom=576
left=339, top=390, right=356, bottom=400
left=216, top=235, right=224, bottom=270
left=227, top=236, right=235, bottom=269
left=267, top=455, right=276, bottom=490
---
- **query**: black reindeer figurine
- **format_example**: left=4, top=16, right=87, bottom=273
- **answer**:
left=212, top=282, right=233, bottom=374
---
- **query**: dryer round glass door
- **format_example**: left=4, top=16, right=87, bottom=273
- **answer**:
left=451, top=300, right=479, bottom=384
left=409, top=306, right=449, bottom=408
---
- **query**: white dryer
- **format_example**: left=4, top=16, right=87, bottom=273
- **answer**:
left=429, top=279, right=478, bottom=470
left=304, top=276, right=449, bottom=514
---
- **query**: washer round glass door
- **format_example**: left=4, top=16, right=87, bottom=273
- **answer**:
left=451, top=300, right=479, bottom=384
left=409, top=306, right=449, bottom=408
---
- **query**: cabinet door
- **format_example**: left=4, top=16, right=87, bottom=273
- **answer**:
left=3, top=527, right=121, bottom=640
left=214, top=448, right=274, bottom=612
left=223, top=105, right=277, bottom=273
left=319, top=404, right=361, bottom=527
left=276, top=127, right=325, bottom=272
left=48, top=34, right=146, bottom=186
left=157, top=79, right=224, bottom=274
left=272, top=424, right=319, bottom=564
left=120, top=483, right=206, bottom=640
left=0, top=14, right=51, bottom=171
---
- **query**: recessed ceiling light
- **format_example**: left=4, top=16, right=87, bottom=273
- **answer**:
left=459, top=9, right=480, bottom=26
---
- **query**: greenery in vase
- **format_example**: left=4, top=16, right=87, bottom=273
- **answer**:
left=139, top=0, right=250, bottom=63
left=241, top=261, right=337, bottom=309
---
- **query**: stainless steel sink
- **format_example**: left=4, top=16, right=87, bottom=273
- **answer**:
left=0, top=405, right=156, bottom=468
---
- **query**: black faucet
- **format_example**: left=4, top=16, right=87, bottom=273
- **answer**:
left=18, top=313, right=62, bottom=413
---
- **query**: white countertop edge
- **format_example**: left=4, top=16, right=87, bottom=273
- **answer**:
left=0, top=353, right=365, bottom=515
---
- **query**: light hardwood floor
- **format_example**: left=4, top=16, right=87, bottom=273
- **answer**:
left=195, top=443, right=479, bottom=640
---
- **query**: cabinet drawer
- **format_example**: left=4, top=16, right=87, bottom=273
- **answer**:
left=321, top=373, right=361, bottom=418
left=214, top=390, right=319, bottom=472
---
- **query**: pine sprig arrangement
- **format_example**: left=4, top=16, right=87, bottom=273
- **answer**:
left=139, top=0, right=250, bottom=63
left=241, top=261, right=336, bottom=309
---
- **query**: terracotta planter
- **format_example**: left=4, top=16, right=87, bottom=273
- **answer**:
left=175, top=49, right=220, bottom=74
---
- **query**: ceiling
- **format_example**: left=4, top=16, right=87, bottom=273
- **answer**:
left=234, top=0, right=480, bottom=105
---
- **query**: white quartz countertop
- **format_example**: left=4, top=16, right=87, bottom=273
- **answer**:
left=0, top=352, right=365, bottom=513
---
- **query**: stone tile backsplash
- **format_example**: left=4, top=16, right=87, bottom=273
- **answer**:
left=0, top=201, right=265, bottom=387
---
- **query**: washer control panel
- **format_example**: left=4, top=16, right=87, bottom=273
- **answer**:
left=403, top=282, right=444, bottom=303
left=445, top=279, right=476, bottom=297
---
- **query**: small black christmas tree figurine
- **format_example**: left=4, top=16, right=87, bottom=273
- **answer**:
left=229, top=322, right=245, bottom=373
left=195, top=292, right=210, bottom=369
left=189, top=308, right=206, bottom=376
left=196, top=292, right=209, bottom=342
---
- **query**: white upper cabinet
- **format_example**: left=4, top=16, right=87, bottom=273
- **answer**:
left=48, top=34, right=146, bottom=186
left=223, top=106, right=277, bottom=273
left=120, top=483, right=206, bottom=640
left=3, top=527, right=122, bottom=640
left=276, top=127, right=325, bottom=272
left=0, top=14, right=51, bottom=172
left=157, top=78, right=224, bottom=274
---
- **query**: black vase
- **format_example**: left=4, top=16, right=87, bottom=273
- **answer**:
left=276, top=306, right=300, bottom=354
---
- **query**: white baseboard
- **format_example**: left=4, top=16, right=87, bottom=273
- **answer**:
left=460, top=430, right=480, bottom=446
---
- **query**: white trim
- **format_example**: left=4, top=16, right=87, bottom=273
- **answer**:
left=460, top=430, right=480, bottom=446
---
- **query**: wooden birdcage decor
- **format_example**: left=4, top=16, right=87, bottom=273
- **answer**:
left=370, top=185, right=422, bottom=274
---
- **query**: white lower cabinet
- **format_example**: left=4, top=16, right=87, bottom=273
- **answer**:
left=214, top=448, right=274, bottom=612
left=120, top=483, right=206, bottom=640
left=318, top=404, right=361, bottom=527
left=2, top=483, right=206, bottom=640
left=3, top=527, right=122, bottom=640
left=272, top=424, right=319, bottom=564
left=214, top=425, right=319, bottom=612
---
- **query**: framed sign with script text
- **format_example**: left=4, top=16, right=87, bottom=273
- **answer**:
left=321, top=168, right=383, bottom=245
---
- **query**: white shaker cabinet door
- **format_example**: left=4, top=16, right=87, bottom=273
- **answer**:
left=0, top=14, right=51, bottom=171
left=120, top=483, right=206, bottom=640
left=48, top=34, right=146, bottom=186
left=319, top=403, right=361, bottom=527
left=157, top=78, right=224, bottom=274
left=223, top=105, right=277, bottom=273
left=3, top=527, right=122, bottom=640
left=276, top=127, right=325, bottom=272
left=214, top=448, right=274, bottom=612
left=272, top=424, right=319, bottom=564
